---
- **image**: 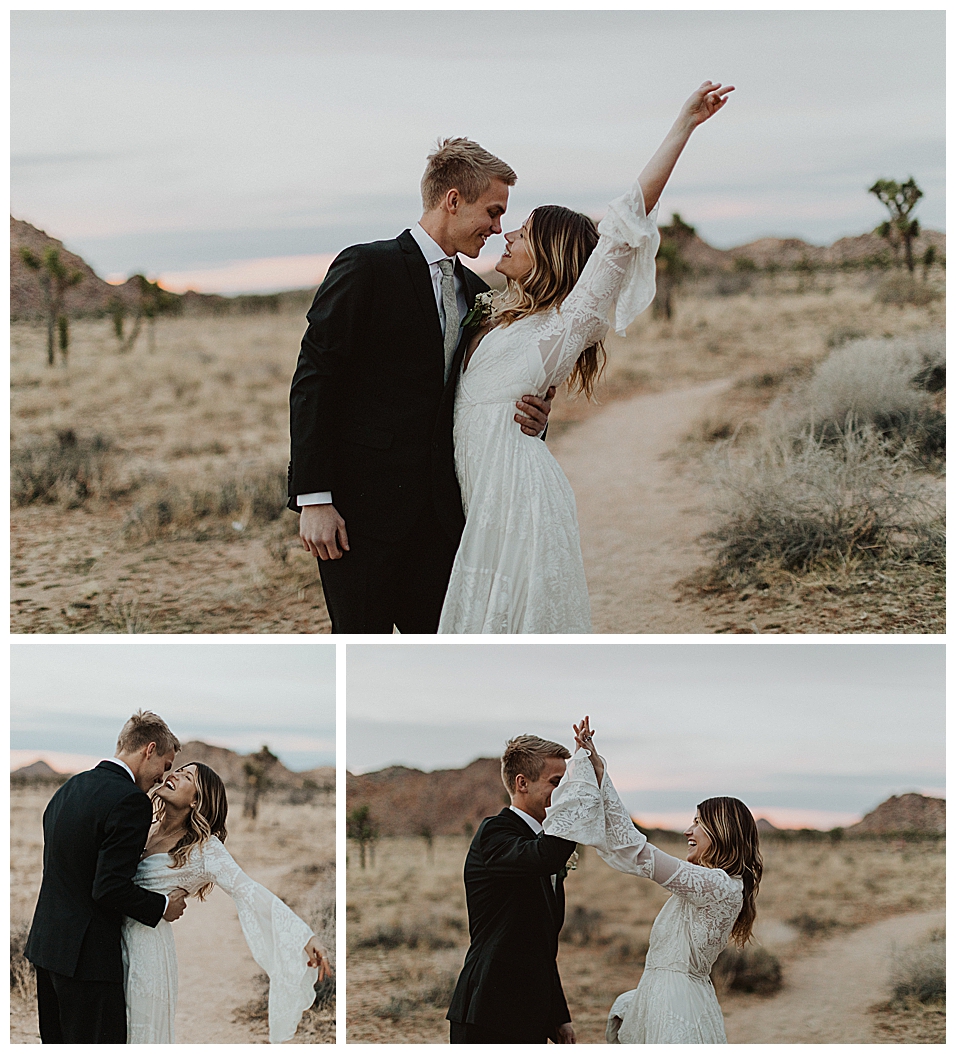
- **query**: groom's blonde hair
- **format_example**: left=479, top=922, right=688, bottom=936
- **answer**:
left=501, top=735, right=570, bottom=794
left=421, top=137, right=516, bottom=210
left=116, top=710, right=180, bottom=757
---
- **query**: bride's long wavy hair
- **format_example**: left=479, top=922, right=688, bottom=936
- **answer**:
left=495, top=205, right=606, bottom=398
left=150, top=762, right=228, bottom=901
left=695, top=796, right=763, bottom=947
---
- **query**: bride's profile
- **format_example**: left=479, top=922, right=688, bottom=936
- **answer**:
left=543, top=717, right=762, bottom=1044
left=122, top=762, right=330, bottom=1043
left=438, top=81, right=733, bottom=633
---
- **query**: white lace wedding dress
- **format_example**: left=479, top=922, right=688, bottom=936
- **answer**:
left=543, top=749, right=743, bottom=1044
left=121, top=836, right=317, bottom=1044
left=437, top=181, right=660, bottom=633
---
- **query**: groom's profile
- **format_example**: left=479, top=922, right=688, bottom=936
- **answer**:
left=288, top=138, right=553, bottom=633
left=447, top=735, right=577, bottom=1044
left=25, top=710, right=186, bottom=1043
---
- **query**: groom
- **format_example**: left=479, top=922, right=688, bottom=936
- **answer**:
left=288, top=137, right=554, bottom=633
left=26, top=711, right=188, bottom=1043
left=447, top=735, right=577, bottom=1043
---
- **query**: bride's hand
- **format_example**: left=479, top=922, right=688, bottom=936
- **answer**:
left=680, top=80, right=735, bottom=128
left=305, top=936, right=332, bottom=981
left=572, top=716, right=605, bottom=786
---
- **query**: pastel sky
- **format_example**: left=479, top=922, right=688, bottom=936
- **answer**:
left=11, top=10, right=944, bottom=294
left=11, top=640, right=335, bottom=772
left=347, top=642, right=944, bottom=830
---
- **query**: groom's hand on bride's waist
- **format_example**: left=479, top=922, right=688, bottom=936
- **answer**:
left=300, top=504, right=350, bottom=561
left=163, top=888, right=188, bottom=922
left=515, top=386, right=555, bottom=437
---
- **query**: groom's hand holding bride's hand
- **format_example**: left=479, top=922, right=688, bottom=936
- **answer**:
left=305, top=936, right=332, bottom=981
left=163, top=888, right=188, bottom=922
left=573, top=716, right=604, bottom=786
left=515, top=386, right=555, bottom=436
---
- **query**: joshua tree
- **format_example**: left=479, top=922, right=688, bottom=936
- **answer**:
left=242, top=744, right=279, bottom=820
left=116, top=275, right=179, bottom=353
left=419, top=824, right=435, bottom=863
left=19, top=246, right=83, bottom=366
left=347, top=805, right=378, bottom=869
left=653, top=213, right=695, bottom=320
left=869, top=177, right=923, bottom=274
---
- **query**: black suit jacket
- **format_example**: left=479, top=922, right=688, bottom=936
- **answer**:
left=288, top=230, right=489, bottom=543
left=25, top=761, right=166, bottom=983
left=447, top=808, right=576, bottom=1041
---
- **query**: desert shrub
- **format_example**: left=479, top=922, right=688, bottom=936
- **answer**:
left=776, top=332, right=945, bottom=463
left=604, top=934, right=649, bottom=964
left=876, top=274, right=942, bottom=307
left=705, top=427, right=944, bottom=576
left=372, top=969, right=457, bottom=1020
left=354, top=921, right=457, bottom=951
left=891, top=929, right=945, bottom=1006
left=561, top=905, right=604, bottom=945
left=122, top=466, right=287, bottom=540
left=787, top=911, right=841, bottom=938
left=11, top=430, right=121, bottom=507
left=712, top=945, right=782, bottom=994
left=10, top=925, right=35, bottom=999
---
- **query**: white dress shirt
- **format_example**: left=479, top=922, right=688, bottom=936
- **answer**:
left=510, top=804, right=545, bottom=834
left=297, top=223, right=467, bottom=508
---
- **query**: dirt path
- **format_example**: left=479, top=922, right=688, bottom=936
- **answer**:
left=553, top=379, right=731, bottom=633
left=173, top=885, right=266, bottom=1043
left=723, top=911, right=944, bottom=1043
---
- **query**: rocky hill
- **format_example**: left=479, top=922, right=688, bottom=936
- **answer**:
left=347, top=758, right=509, bottom=837
left=846, top=793, right=945, bottom=836
left=10, top=743, right=333, bottom=793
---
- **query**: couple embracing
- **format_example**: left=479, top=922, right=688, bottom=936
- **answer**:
left=289, top=81, right=734, bottom=633
left=447, top=720, right=763, bottom=1043
left=25, top=710, right=330, bottom=1044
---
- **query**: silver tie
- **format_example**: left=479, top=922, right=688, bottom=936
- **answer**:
left=438, top=257, right=460, bottom=383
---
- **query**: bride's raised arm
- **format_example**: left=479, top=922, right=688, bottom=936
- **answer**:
left=531, top=81, right=734, bottom=384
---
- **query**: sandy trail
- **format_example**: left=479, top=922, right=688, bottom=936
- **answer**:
left=723, top=911, right=944, bottom=1043
left=553, top=379, right=731, bottom=633
left=173, top=885, right=264, bottom=1043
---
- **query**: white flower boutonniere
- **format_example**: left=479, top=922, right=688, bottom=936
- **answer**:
left=461, top=290, right=496, bottom=330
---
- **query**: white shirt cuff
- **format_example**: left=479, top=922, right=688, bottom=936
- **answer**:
left=297, top=492, right=333, bottom=505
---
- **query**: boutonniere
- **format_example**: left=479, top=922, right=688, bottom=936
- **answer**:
left=461, top=290, right=496, bottom=330
left=559, top=850, right=580, bottom=880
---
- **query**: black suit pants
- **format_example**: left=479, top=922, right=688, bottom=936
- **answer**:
left=317, top=503, right=459, bottom=633
left=450, top=1021, right=550, bottom=1043
left=35, top=965, right=127, bottom=1043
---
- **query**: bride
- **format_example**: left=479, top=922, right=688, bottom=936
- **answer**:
left=543, top=717, right=762, bottom=1044
left=438, top=81, right=733, bottom=633
left=122, top=762, right=331, bottom=1043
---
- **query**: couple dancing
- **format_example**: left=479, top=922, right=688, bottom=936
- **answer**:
left=25, top=710, right=331, bottom=1044
left=447, top=719, right=763, bottom=1043
left=289, top=81, right=734, bottom=633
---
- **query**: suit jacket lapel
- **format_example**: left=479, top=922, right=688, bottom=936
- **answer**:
left=397, top=229, right=443, bottom=348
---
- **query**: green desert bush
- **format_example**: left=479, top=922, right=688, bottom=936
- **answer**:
left=705, top=427, right=944, bottom=576
left=890, top=929, right=945, bottom=1006
left=712, top=945, right=783, bottom=995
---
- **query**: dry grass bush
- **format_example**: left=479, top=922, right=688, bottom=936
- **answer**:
left=876, top=273, right=943, bottom=307
left=10, top=925, right=34, bottom=1000
left=122, top=465, right=287, bottom=541
left=705, top=427, right=944, bottom=577
left=712, top=945, right=783, bottom=995
left=12, top=430, right=125, bottom=507
left=776, top=332, right=945, bottom=463
left=354, top=919, right=458, bottom=952
left=891, top=929, right=945, bottom=1007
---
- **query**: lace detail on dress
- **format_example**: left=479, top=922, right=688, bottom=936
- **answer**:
left=543, top=749, right=741, bottom=1044
left=122, top=838, right=317, bottom=1043
left=437, top=181, right=658, bottom=634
